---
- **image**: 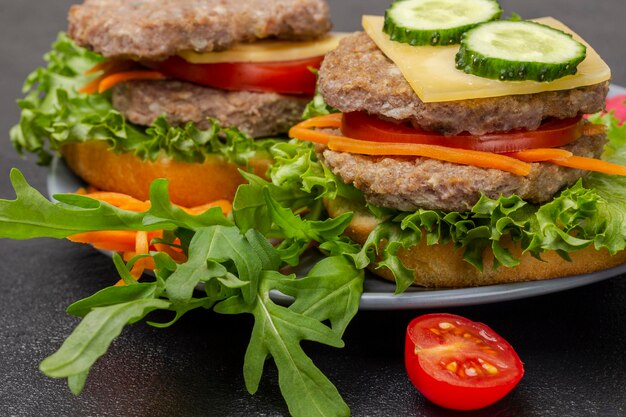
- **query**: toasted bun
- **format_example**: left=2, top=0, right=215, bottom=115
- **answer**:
left=61, top=141, right=271, bottom=207
left=325, top=196, right=626, bottom=288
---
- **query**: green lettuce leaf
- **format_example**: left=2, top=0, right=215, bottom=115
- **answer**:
left=10, top=33, right=278, bottom=166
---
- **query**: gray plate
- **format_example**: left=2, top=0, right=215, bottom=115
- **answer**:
left=47, top=84, right=626, bottom=310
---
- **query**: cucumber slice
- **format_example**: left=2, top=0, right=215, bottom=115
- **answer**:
left=383, top=0, right=502, bottom=46
left=455, top=20, right=587, bottom=82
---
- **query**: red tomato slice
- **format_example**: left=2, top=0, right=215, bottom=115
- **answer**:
left=405, top=314, right=524, bottom=411
left=342, top=111, right=584, bottom=153
left=147, top=55, right=323, bottom=96
left=606, top=94, right=626, bottom=122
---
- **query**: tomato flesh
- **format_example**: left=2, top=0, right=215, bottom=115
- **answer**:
left=342, top=111, right=583, bottom=153
left=147, top=55, right=323, bottom=96
left=405, top=313, right=524, bottom=411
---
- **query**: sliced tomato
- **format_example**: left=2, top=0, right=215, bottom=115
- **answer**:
left=606, top=93, right=626, bottom=122
left=146, top=55, right=323, bottom=96
left=405, top=313, right=524, bottom=411
left=342, top=111, right=584, bottom=153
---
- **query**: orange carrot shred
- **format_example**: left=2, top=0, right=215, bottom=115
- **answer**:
left=182, top=200, right=233, bottom=215
left=79, top=61, right=138, bottom=94
left=327, top=136, right=532, bottom=176
left=129, top=231, right=150, bottom=279
left=506, top=148, right=573, bottom=162
left=69, top=230, right=138, bottom=246
left=289, top=126, right=346, bottom=145
left=98, top=71, right=167, bottom=93
left=84, top=61, right=114, bottom=75
left=549, top=155, right=626, bottom=176
left=295, top=113, right=343, bottom=129
left=582, top=123, right=607, bottom=137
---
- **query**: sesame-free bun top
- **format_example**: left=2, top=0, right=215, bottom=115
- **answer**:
left=68, top=0, right=332, bottom=60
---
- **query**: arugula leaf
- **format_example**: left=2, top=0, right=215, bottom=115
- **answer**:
left=40, top=298, right=170, bottom=393
left=0, top=169, right=152, bottom=239
left=269, top=255, right=364, bottom=337
left=143, top=179, right=232, bottom=229
left=215, top=256, right=361, bottom=417
left=67, top=283, right=160, bottom=317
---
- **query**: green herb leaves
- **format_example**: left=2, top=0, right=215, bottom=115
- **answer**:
left=1, top=168, right=361, bottom=416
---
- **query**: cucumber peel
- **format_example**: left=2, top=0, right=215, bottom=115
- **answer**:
left=383, top=0, right=502, bottom=46
left=455, top=20, right=587, bottom=82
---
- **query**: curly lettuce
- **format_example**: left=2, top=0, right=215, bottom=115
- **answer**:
left=10, top=33, right=277, bottom=166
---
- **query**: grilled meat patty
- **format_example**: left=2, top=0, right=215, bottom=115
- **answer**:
left=113, top=80, right=309, bottom=137
left=69, top=0, right=332, bottom=60
left=318, top=130, right=606, bottom=212
left=318, top=32, right=608, bottom=136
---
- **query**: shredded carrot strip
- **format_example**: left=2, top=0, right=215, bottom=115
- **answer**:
left=68, top=189, right=232, bottom=285
left=289, top=126, right=346, bottom=145
left=327, top=136, right=531, bottom=176
left=182, top=200, right=233, bottom=215
left=98, top=71, right=167, bottom=93
left=79, top=61, right=137, bottom=94
left=84, top=61, right=114, bottom=75
left=129, top=231, right=150, bottom=279
left=506, top=148, right=573, bottom=162
left=294, top=113, right=343, bottom=129
left=549, top=155, right=626, bottom=176
left=69, top=231, right=138, bottom=246
left=582, top=123, right=607, bottom=136
left=82, top=192, right=151, bottom=212
left=88, top=241, right=137, bottom=253
left=153, top=243, right=188, bottom=263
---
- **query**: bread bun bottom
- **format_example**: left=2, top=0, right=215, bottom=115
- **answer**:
left=325, top=196, right=626, bottom=288
left=61, top=141, right=271, bottom=207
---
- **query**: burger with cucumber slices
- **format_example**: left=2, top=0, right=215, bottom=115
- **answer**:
left=11, top=0, right=343, bottom=207
left=283, top=0, right=626, bottom=289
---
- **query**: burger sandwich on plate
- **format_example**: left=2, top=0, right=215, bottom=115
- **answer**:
left=11, top=0, right=344, bottom=207
left=283, top=0, right=626, bottom=290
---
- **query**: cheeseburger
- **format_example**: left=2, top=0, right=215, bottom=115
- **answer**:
left=12, top=0, right=342, bottom=207
left=286, top=0, right=626, bottom=288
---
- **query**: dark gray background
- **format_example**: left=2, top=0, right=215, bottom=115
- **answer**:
left=2, top=1, right=626, bottom=416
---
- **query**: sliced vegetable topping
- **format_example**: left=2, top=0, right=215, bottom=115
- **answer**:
left=67, top=188, right=233, bottom=283
left=405, top=314, right=524, bottom=410
left=456, top=20, right=587, bottom=81
left=327, top=136, right=532, bottom=176
left=97, top=70, right=167, bottom=93
left=289, top=114, right=626, bottom=177
left=383, top=0, right=502, bottom=46
left=341, top=111, right=584, bottom=153
left=147, top=55, right=324, bottom=96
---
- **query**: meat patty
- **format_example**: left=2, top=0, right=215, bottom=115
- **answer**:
left=318, top=132, right=606, bottom=212
left=112, top=80, right=309, bottom=138
left=68, top=0, right=331, bottom=60
left=318, top=32, right=608, bottom=136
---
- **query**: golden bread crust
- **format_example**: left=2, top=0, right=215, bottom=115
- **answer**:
left=61, top=141, right=270, bottom=207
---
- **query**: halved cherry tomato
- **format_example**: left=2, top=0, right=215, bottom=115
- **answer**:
left=146, top=55, right=323, bottom=96
left=342, top=111, right=584, bottom=154
left=405, top=313, right=524, bottom=411
left=606, top=94, right=626, bottom=123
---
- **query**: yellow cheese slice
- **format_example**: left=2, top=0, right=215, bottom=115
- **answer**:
left=179, top=33, right=349, bottom=64
left=362, top=16, right=611, bottom=103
